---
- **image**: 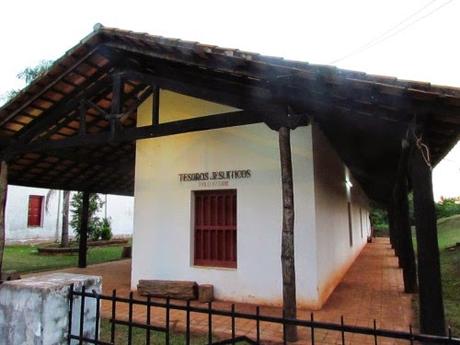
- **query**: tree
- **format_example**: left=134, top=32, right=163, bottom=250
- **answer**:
left=435, top=196, right=460, bottom=219
left=61, top=191, right=70, bottom=246
left=45, top=189, right=71, bottom=247
left=0, top=61, right=53, bottom=274
left=70, top=192, right=105, bottom=241
left=1, top=60, right=53, bottom=102
left=369, top=206, right=388, bottom=228
left=17, top=60, right=53, bottom=84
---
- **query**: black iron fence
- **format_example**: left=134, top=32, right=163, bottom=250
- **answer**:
left=68, top=285, right=460, bottom=345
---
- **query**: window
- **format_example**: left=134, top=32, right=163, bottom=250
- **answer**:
left=194, top=189, right=237, bottom=268
left=347, top=202, right=353, bottom=247
left=28, top=195, right=44, bottom=227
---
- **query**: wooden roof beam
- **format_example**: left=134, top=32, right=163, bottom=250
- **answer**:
left=5, top=110, right=264, bottom=158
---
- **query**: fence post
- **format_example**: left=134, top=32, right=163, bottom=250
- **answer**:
left=0, top=273, right=101, bottom=345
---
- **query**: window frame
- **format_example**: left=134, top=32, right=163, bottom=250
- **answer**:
left=192, top=189, right=237, bottom=269
left=27, top=195, right=44, bottom=228
left=347, top=201, right=353, bottom=247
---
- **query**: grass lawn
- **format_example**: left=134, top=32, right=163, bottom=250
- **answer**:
left=412, top=214, right=460, bottom=335
left=99, top=318, right=207, bottom=345
left=436, top=215, right=460, bottom=334
left=3, top=244, right=124, bottom=274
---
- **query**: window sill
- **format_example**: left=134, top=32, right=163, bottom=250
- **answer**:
left=191, top=265, right=237, bottom=271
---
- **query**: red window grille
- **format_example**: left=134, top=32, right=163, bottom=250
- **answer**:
left=28, top=195, right=44, bottom=227
left=194, top=189, right=237, bottom=268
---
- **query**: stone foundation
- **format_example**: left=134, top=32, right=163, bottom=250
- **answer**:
left=0, top=273, right=101, bottom=345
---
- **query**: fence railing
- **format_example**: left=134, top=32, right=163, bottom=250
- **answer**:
left=68, top=285, right=460, bottom=345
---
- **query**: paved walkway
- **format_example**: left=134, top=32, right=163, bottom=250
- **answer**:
left=57, top=237, right=414, bottom=344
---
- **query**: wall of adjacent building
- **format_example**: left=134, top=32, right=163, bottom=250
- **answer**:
left=132, top=90, right=320, bottom=307
left=312, top=123, right=371, bottom=307
left=5, top=186, right=134, bottom=243
left=6, top=186, right=60, bottom=243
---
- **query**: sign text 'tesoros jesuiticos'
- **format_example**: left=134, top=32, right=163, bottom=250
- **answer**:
left=179, top=169, right=251, bottom=183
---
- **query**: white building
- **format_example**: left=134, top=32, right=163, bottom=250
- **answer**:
left=4, top=26, right=455, bottom=324
left=5, top=185, right=134, bottom=243
left=131, top=91, right=371, bottom=309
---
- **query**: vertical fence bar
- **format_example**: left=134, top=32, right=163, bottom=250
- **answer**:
left=62, top=288, right=460, bottom=345
left=166, top=298, right=170, bottom=345
left=231, top=304, right=236, bottom=345
left=282, top=310, right=287, bottom=345
left=311, top=313, right=315, bottom=345
left=340, top=316, right=345, bottom=345
left=373, top=319, right=378, bottom=345
left=94, top=290, right=100, bottom=344
left=409, top=324, right=414, bottom=345
left=256, top=306, right=260, bottom=344
left=110, top=289, right=117, bottom=343
left=146, top=295, right=151, bottom=345
left=79, top=286, right=86, bottom=345
left=208, top=301, right=212, bottom=345
left=186, top=300, right=191, bottom=345
left=128, top=292, right=133, bottom=345
left=67, top=284, right=74, bottom=345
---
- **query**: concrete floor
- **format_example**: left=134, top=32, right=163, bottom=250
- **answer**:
left=55, top=237, right=415, bottom=344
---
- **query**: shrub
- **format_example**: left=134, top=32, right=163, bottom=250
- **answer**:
left=100, top=218, right=113, bottom=241
left=70, top=192, right=104, bottom=240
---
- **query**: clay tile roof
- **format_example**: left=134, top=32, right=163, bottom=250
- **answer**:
left=0, top=24, right=458, bottom=200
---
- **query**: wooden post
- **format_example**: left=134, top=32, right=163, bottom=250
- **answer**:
left=387, top=207, right=395, bottom=249
left=152, top=85, right=160, bottom=125
left=387, top=206, right=401, bottom=266
left=61, top=190, right=70, bottom=247
left=78, top=191, right=90, bottom=268
left=393, top=178, right=418, bottom=293
left=0, top=161, right=7, bottom=277
left=409, top=144, right=445, bottom=335
left=278, top=126, right=297, bottom=342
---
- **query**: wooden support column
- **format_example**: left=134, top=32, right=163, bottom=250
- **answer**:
left=78, top=191, right=90, bottom=268
left=393, top=141, right=417, bottom=293
left=387, top=207, right=395, bottom=249
left=152, top=85, right=160, bottom=125
left=387, top=206, right=401, bottom=264
left=278, top=126, right=297, bottom=342
left=409, top=143, right=445, bottom=335
left=0, top=161, right=7, bottom=277
left=393, top=177, right=418, bottom=293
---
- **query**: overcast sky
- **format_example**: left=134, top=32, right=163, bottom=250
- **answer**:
left=0, top=0, right=458, bottom=199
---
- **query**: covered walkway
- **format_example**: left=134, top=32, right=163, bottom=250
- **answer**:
left=2, top=25, right=458, bottom=335
left=59, top=237, right=414, bottom=344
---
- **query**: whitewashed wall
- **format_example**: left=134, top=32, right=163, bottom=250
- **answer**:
left=132, top=91, right=319, bottom=307
left=101, top=194, right=134, bottom=237
left=5, top=186, right=134, bottom=243
left=5, top=186, right=60, bottom=243
left=312, top=124, right=370, bottom=307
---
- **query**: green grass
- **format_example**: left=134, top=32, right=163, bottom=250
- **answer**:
left=3, top=244, right=124, bottom=274
left=437, top=215, right=460, bottom=334
left=99, top=318, right=207, bottom=345
left=436, top=215, right=460, bottom=250
left=412, top=215, right=460, bottom=335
